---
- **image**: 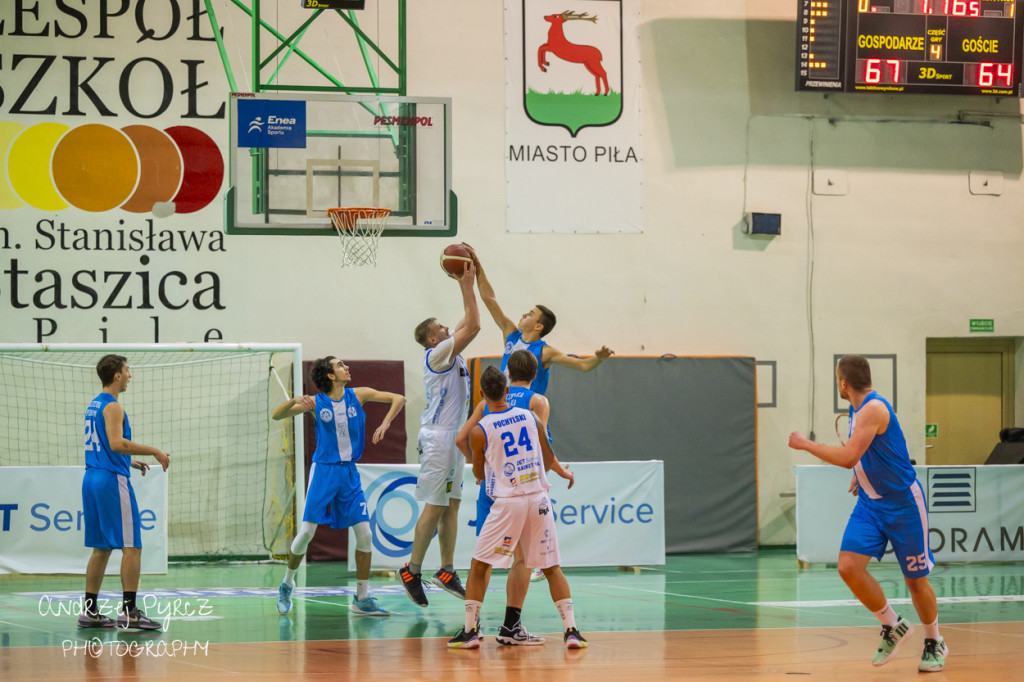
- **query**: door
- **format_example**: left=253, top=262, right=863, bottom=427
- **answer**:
left=925, top=338, right=1015, bottom=465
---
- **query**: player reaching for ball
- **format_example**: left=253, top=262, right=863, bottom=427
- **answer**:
left=272, top=356, right=406, bottom=617
left=463, top=243, right=612, bottom=580
left=401, top=261, right=480, bottom=606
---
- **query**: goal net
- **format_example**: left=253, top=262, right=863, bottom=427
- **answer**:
left=0, top=343, right=302, bottom=561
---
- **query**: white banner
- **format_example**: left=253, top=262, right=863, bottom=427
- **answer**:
left=796, top=464, right=1024, bottom=564
left=504, top=0, right=643, bottom=233
left=0, top=466, right=168, bottom=574
left=349, top=461, right=664, bottom=570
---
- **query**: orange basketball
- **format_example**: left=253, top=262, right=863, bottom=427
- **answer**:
left=440, top=243, right=472, bottom=276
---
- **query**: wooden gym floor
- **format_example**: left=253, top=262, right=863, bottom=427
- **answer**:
left=2, top=549, right=1022, bottom=680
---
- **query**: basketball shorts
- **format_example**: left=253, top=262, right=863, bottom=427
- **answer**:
left=82, top=468, right=141, bottom=550
left=475, top=482, right=495, bottom=537
left=415, top=427, right=464, bottom=506
left=303, top=462, right=369, bottom=530
left=840, top=481, right=934, bottom=578
left=473, top=490, right=560, bottom=570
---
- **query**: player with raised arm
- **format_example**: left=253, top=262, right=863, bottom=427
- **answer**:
left=272, top=356, right=406, bottom=617
left=448, top=367, right=586, bottom=650
left=465, top=244, right=610, bottom=581
left=400, top=263, right=481, bottom=607
left=456, top=350, right=574, bottom=646
left=464, top=244, right=613, bottom=395
left=80, top=354, right=170, bottom=631
left=788, top=355, right=947, bottom=673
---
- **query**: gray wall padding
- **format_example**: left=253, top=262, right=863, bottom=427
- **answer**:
left=474, top=356, right=757, bottom=553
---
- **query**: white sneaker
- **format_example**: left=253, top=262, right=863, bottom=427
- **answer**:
left=530, top=568, right=546, bottom=582
left=496, top=622, right=545, bottom=646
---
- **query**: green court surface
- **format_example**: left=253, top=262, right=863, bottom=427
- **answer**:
left=2, top=548, right=1022, bottom=648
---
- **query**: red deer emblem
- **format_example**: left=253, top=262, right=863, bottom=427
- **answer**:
left=538, top=10, right=609, bottom=96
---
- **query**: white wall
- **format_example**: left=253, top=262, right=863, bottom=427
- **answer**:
left=2, top=1, right=1022, bottom=545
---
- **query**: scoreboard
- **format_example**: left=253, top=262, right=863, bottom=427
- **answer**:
left=796, top=0, right=1024, bottom=96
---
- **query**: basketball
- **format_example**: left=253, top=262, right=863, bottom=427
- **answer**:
left=440, top=243, right=472, bottom=276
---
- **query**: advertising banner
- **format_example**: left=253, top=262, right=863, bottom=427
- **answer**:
left=349, top=460, right=664, bottom=570
left=796, top=465, right=1024, bottom=564
left=0, top=466, right=168, bottom=574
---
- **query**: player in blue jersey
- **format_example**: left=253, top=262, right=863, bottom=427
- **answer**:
left=80, top=354, right=170, bottom=631
left=788, top=355, right=946, bottom=673
left=272, top=356, right=406, bottom=617
left=465, top=244, right=610, bottom=582
left=463, top=245, right=613, bottom=396
left=456, top=350, right=574, bottom=645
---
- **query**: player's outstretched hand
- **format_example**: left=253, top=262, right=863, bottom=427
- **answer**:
left=154, top=451, right=170, bottom=471
left=132, top=460, right=150, bottom=476
left=453, top=260, right=476, bottom=284
left=562, top=465, right=574, bottom=489
left=461, top=242, right=480, bottom=266
left=595, top=346, right=614, bottom=359
left=788, top=431, right=811, bottom=451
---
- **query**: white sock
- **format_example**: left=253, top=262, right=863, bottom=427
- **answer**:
left=923, top=619, right=940, bottom=641
left=356, top=579, right=369, bottom=601
left=465, top=600, right=482, bottom=632
left=872, top=601, right=899, bottom=627
left=555, top=598, right=577, bottom=630
left=283, top=567, right=297, bottom=587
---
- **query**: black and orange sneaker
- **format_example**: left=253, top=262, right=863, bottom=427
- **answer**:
left=431, top=568, right=466, bottom=600
left=398, top=565, right=428, bottom=607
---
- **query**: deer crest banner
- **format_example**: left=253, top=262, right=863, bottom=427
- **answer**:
left=505, top=0, right=642, bottom=233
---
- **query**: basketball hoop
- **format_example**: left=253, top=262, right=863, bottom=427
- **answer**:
left=327, top=207, right=391, bottom=267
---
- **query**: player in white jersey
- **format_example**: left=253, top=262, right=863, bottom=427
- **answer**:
left=272, top=356, right=406, bottom=617
left=448, top=367, right=587, bottom=650
left=80, top=354, right=170, bottom=631
left=456, top=350, right=574, bottom=645
left=400, top=262, right=481, bottom=607
left=789, top=356, right=946, bottom=673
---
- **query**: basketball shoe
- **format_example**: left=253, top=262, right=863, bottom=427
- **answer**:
left=350, top=596, right=390, bottom=616
left=563, top=627, right=588, bottom=649
left=117, top=607, right=162, bottom=631
left=431, top=568, right=466, bottom=599
left=77, top=612, right=115, bottom=628
left=276, top=581, right=294, bottom=614
left=871, top=616, right=913, bottom=666
left=496, top=622, right=545, bottom=646
left=530, top=568, right=546, bottom=582
left=918, top=638, right=949, bottom=672
left=399, top=565, right=428, bottom=607
left=447, top=627, right=481, bottom=649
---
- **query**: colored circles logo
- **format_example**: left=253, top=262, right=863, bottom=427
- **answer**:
left=363, top=472, right=420, bottom=558
left=0, top=122, right=223, bottom=214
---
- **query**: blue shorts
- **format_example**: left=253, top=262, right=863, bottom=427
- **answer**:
left=841, top=481, right=934, bottom=578
left=303, top=462, right=369, bottom=530
left=475, top=482, right=495, bottom=537
left=82, top=468, right=141, bottom=550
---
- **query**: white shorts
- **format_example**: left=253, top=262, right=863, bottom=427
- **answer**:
left=473, top=490, right=560, bottom=570
left=415, top=427, right=464, bottom=506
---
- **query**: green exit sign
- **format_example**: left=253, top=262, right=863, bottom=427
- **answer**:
left=970, top=319, right=994, bottom=333
left=926, top=424, right=938, bottom=438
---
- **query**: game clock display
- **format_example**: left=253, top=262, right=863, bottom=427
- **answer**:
left=796, top=0, right=1024, bottom=96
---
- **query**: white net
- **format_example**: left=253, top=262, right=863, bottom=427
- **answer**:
left=0, top=344, right=300, bottom=560
left=328, top=207, right=391, bottom=267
